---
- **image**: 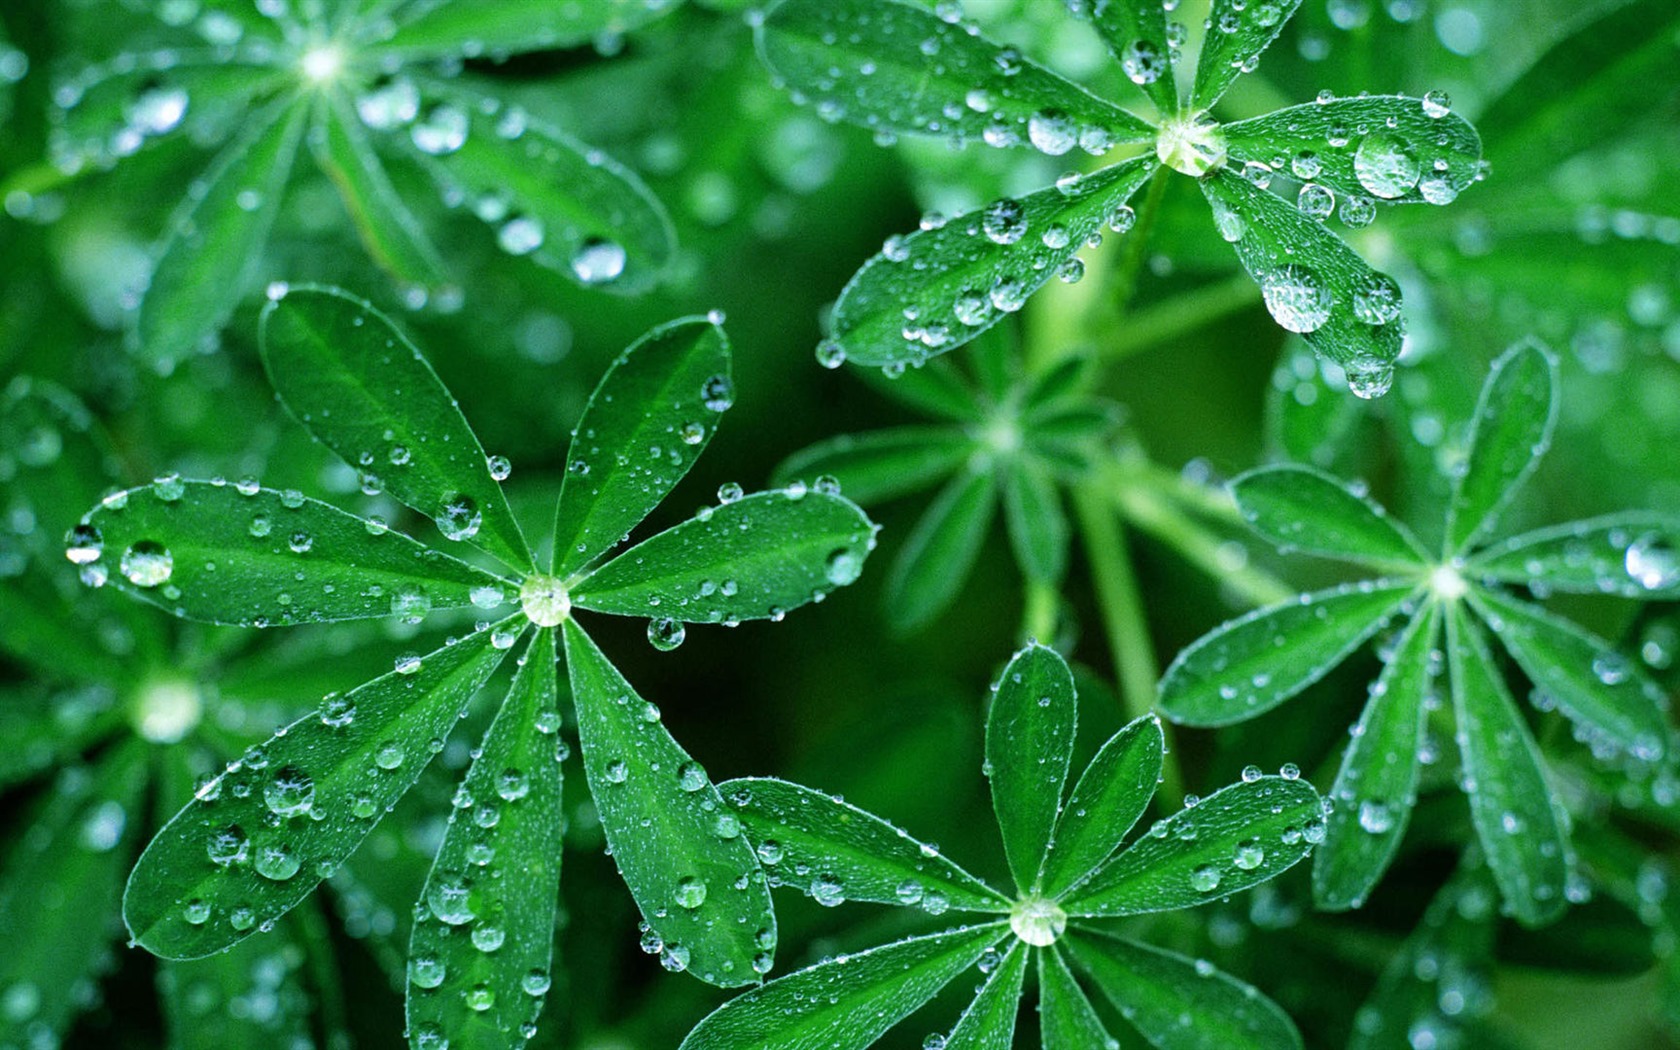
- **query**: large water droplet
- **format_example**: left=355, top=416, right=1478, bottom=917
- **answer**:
left=1353, top=133, right=1421, bottom=199
left=263, top=766, right=315, bottom=818
left=1259, top=264, right=1331, bottom=333
left=570, top=237, right=627, bottom=285
left=120, top=540, right=173, bottom=588
left=434, top=494, right=481, bottom=541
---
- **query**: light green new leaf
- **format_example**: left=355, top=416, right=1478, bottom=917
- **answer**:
left=677, top=923, right=1009, bottom=1050
left=1231, top=465, right=1426, bottom=569
left=552, top=318, right=730, bottom=577
left=1069, top=0, right=1178, bottom=116
left=774, top=427, right=976, bottom=506
left=941, top=940, right=1027, bottom=1050
left=1467, top=513, right=1680, bottom=599
left=136, top=98, right=307, bottom=368
left=407, top=630, right=563, bottom=1050
left=78, top=480, right=506, bottom=626
left=885, top=468, right=999, bottom=634
left=720, top=777, right=1007, bottom=913
left=1159, top=581, right=1417, bottom=726
left=1445, top=604, right=1568, bottom=928
left=1064, top=776, right=1321, bottom=917
left=572, top=491, right=875, bottom=623
left=829, top=157, right=1157, bottom=368
left=1314, top=604, right=1439, bottom=911
left=123, top=625, right=512, bottom=959
left=259, top=285, right=531, bottom=570
left=758, top=0, right=1153, bottom=147
left=987, top=643, right=1078, bottom=894
left=368, top=0, right=682, bottom=58
left=0, top=743, right=146, bottom=1050
left=1039, top=946, right=1117, bottom=1050
left=406, top=86, right=674, bottom=294
left=1223, top=97, right=1482, bottom=207
left=1200, top=169, right=1404, bottom=389
left=1068, top=931, right=1303, bottom=1050
left=1001, top=458, right=1068, bottom=583
left=1189, top=0, right=1304, bottom=111
left=1041, top=714, right=1164, bottom=898
left=1444, top=341, right=1558, bottom=554
left=1473, top=589, right=1669, bottom=763
left=563, top=620, right=773, bottom=987
left=311, top=90, right=448, bottom=289
left=161, top=918, right=317, bottom=1050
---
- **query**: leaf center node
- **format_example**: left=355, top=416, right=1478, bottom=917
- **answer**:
left=132, top=677, right=202, bottom=743
left=1429, top=562, right=1468, bottom=602
left=1156, top=114, right=1227, bottom=177
left=1009, top=896, right=1067, bottom=946
left=520, top=574, right=572, bottom=626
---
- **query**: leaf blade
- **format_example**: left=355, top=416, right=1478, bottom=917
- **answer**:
left=774, top=427, right=977, bottom=507
left=1000, top=457, right=1068, bottom=583
left=1445, top=341, right=1559, bottom=554
left=987, top=643, right=1078, bottom=894
left=1467, top=513, right=1680, bottom=599
left=884, top=468, right=999, bottom=633
left=1231, top=465, right=1426, bottom=569
left=368, top=0, right=682, bottom=58
left=942, top=940, right=1027, bottom=1050
left=1068, top=0, right=1178, bottom=116
left=1040, top=945, right=1119, bottom=1050
left=1040, top=714, right=1165, bottom=897
left=1189, top=0, right=1304, bottom=110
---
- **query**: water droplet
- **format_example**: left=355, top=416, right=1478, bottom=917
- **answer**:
left=428, top=876, right=476, bottom=925
left=435, top=494, right=481, bottom=541
left=263, top=766, right=314, bottom=817
left=824, top=547, right=864, bottom=586
left=182, top=899, right=211, bottom=925
left=1259, top=264, right=1331, bottom=333
left=1009, top=896, right=1067, bottom=946
left=811, top=875, right=845, bottom=907
left=1358, top=799, right=1395, bottom=834
left=120, top=540, right=173, bottom=588
left=1120, top=39, right=1164, bottom=85
left=64, top=523, right=103, bottom=565
left=1420, top=90, right=1452, bottom=118
left=717, top=482, right=744, bottom=504
left=815, top=339, right=847, bottom=369
left=701, top=374, right=734, bottom=412
left=1190, top=865, right=1223, bottom=893
left=395, top=653, right=422, bottom=675
left=206, top=825, right=248, bottom=866
left=981, top=198, right=1027, bottom=245
left=1354, top=133, right=1421, bottom=199
left=677, top=761, right=707, bottom=792
left=1626, top=534, right=1679, bottom=590
left=411, top=103, right=467, bottom=155
left=375, top=741, right=406, bottom=770
left=254, top=844, right=300, bottom=881
left=497, top=215, right=544, bottom=255
left=570, top=237, right=627, bottom=284
left=522, top=969, right=551, bottom=996
left=471, top=924, right=506, bottom=952
left=1345, top=357, right=1395, bottom=399
left=410, top=953, right=446, bottom=989
left=674, top=876, right=709, bottom=909
left=1352, top=273, right=1403, bottom=325
left=1027, top=110, right=1076, bottom=156
left=1232, top=838, right=1265, bottom=870
left=605, top=759, right=629, bottom=784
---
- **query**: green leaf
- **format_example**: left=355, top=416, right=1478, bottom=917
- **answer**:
left=1066, top=930, right=1303, bottom=1050
left=123, top=624, right=513, bottom=959
left=571, top=491, right=876, bottom=623
left=405, top=85, right=675, bottom=294
left=885, top=468, right=999, bottom=634
left=1199, top=168, right=1404, bottom=394
left=774, top=427, right=976, bottom=506
left=407, top=629, right=563, bottom=1050
left=310, top=90, right=449, bottom=289
left=79, top=480, right=507, bottom=626
left=1231, top=465, right=1427, bottom=569
left=987, top=642, right=1078, bottom=893
left=551, top=318, right=731, bottom=577
left=1467, top=513, right=1680, bottom=599
left=1063, top=775, right=1322, bottom=917
left=0, top=684, right=120, bottom=791
left=1444, top=341, right=1558, bottom=554
left=720, top=777, right=1008, bottom=913
left=1223, top=97, right=1482, bottom=207
left=941, top=940, right=1027, bottom=1050
left=0, top=744, right=146, bottom=1049
left=1314, top=603, right=1440, bottom=911
left=828, top=157, right=1157, bottom=368
left=368, top=0, right=682, bottom=59
left=1001, top=458, right=1068, bottom=583
left=161, top=917, right=318, bottom=1050
left=1068, top=0, right=1178, bottom=116
left=1039, top=946, right=1118, bottom=1050
left=1159, top=581, right=1417, bottom=726
left=1040, top=714, right=1165, bottom=898
left=1473, top=588, right=1669, bottom=763
left=562, top=619, right=774, bottom=987
left=677, top=923, right=1009, bottom=1050
left=259, top=284, right=532, bottom=570
left=757, top=0, right=1154, bottom=148
left=1189, top=0, right=1304, bottom=111
left=136, top=98, right=308, bottom=368
left=1444, top=604, right=1569, bottom=928
left=853, top=357, right=984, bottom=422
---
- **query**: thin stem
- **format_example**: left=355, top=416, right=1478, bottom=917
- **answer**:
left=1110, top=166, right=1172, bottom=317
left=1100, top=273, right=1260, bottom=364
left=1022, top=577, right=1061, bottom=644
left=1074, top=482, right=1184, bottom=806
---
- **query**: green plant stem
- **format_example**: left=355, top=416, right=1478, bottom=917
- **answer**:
left=1109, top=165, right=1172, bottom=316
left=1100, top=274, right=1260, bottom=363
left=1022, top=577, right=1060, bottom=644
left=1073, top=482, right=1184, bottom=806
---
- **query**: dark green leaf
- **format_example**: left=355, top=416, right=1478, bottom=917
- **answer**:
left=1189, top=0, right=1304, bottom=111
left=1223, top=97, right=1482, bottom=207
left=987, top=642, right=1078, bottom=893
left=368, top=0, right=682, bottom=59
left=1445, top=604, right=1569, bottom=928
left=0, top=684, right=121, bottom=791
left=829, top=157, right=1157, bottom=368
left=758, top=0, right=1153, bottom=147
left=407, top=629, right=563, bottom=1050
left=1041, top=714, right=1164, bottom=898
left=941, top=940, right=1027, bottom=1050
left=79, top=480, right=507, bottom=626
left=1200, top=168, right=1404, bottom=394
left=774, top=427, right=976, bottom=506
left=1474, top=588, right=1668, bottom=763
left=161, top=917, right=318, bottom=1050
left=1068, top=0, right=1178, bottom=115
left=1314, top=603, right=1440, bottom=911
left=1231, top=465, right=1427, bottom=569
left=677, top=923, right=1009, bottom=1050
left=1000, top=458, right=1068, bottom=583
left=852, top=357, right=983, bottom=422
left=123, top=624, right=513, bottom=959
left=1467, top=513, right=1680, bottom=599
left=1039, top=945, right=1117, bottom=1050
left=136, top=99, right=308, bottom=367
left=562, top=620, right=773, bottom=987
left=1063, top=776, right=1322, bottom=917
left=720, top=777, right=1008, bottom=914
left=1067, top=930, right=1303, bottom=1050
left=1444, top=341, right=1558, bottom=554
left=552, top=317, right=731, bottom=578
left=259, top=284, right=532, bottom=570
left=885, top=468, right=999, bottom=634
left=1159, top=581, right=1417, bottom=726
left=571, top=491, right=876, bottom=623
